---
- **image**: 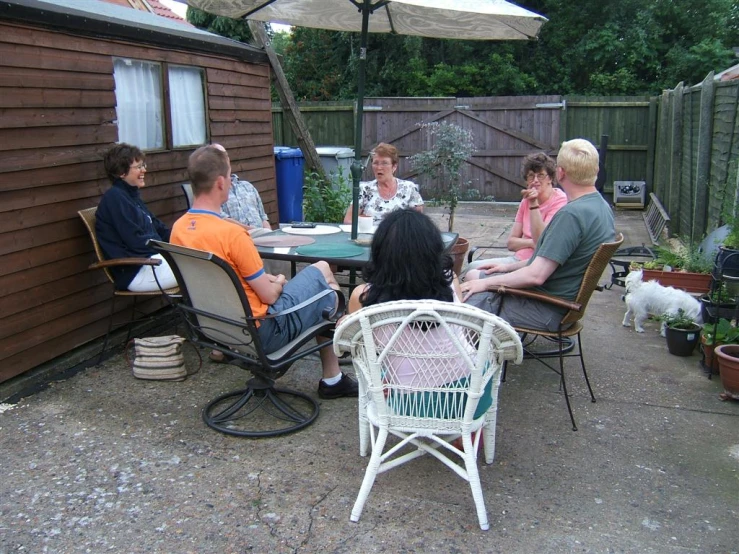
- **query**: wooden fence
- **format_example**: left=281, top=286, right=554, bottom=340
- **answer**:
left=273, top=86, right=739, bottom=238
left=652, top=74, right=739, bottom=241
left=272, top=100, right=354, bottom=149
left=562, top=95, right=653, bottom=184
left=272, top=95, right=653, bottom=199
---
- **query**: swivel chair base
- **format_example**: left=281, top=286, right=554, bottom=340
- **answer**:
left=203, top=376, right=319, bottom=437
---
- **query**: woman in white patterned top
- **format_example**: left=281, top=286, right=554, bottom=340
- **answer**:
left=343, top=142, right=424, bottom=225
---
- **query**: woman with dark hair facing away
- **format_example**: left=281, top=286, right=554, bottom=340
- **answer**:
left=348, top=208, right=492, bottom=420
left=348, top=208, right=457, bottom=312
left=95, top=143, right=178, bottom=292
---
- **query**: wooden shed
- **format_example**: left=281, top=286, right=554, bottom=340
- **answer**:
left=0, top=0, right=275, bottom=384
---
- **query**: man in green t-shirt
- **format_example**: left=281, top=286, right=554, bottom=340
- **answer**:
left=461, top=139, right=615, bottom=332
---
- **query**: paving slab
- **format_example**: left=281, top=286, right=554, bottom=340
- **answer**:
left=1, top=202, right=738, bottom=553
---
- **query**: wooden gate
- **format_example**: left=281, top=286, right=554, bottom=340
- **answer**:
left=360, top=95, right=562, bottom=202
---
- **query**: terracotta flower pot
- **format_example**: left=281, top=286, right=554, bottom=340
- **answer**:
left=641, top=269, right=711, bottom=294
left=715, top=344, right=739, bottom=400
left=450, top=237, right=469, bottom=278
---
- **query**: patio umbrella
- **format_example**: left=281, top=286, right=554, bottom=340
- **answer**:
left=184, top=0, right=547, bottom=238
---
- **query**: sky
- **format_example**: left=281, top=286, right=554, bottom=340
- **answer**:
left=159, top=0, right=292, bottom=32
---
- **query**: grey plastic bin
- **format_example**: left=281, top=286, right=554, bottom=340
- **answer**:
left=316, top=147, right=354, bottom=185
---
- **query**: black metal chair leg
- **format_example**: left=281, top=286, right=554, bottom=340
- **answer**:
left=557, top=333, right=578, bottom=431
left=576, top=332, right=596, bottom=403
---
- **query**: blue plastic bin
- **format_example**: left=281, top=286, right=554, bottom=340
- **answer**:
left=274, top=146, right=305, bottom=223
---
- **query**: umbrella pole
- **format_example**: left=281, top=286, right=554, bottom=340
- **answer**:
left=350, top=1, right=371, bottom=240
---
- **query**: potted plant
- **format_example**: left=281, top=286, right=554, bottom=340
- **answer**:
left=699, top=282, right=739, bottom=324
left=302, top=168, right=352, bottom=223
left=714, top=343, right=739, bottom=400
left=410, top=121, right=476, bottom=276
left=662, top=309, right=701, bottom=356
left=632, top=241, right=712, bottom=294
left=700, top=318, right=739, bottom=374
left=715, top=212, right=739, bottom=281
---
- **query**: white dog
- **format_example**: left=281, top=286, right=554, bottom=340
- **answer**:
left=622, top=269, right=702, bottom=336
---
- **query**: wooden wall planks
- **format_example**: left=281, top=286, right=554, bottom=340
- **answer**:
left=0, top=20, right=275, bottom=383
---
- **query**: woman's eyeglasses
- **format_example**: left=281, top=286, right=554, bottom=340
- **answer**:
left=371, top=161, right=393, bottom=167
left=526, top=172, right=548, bottom=183
left=132, top=162, right=147, bottom=171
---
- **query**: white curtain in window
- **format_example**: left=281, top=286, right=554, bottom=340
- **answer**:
left=169, top=66, right=206, bottom=147
left=113, top=58, right=164, bottom=150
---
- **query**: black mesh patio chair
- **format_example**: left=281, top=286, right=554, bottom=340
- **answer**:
left=149, top=240, right=345, bottom=438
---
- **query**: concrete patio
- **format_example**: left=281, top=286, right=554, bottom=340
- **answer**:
left=1, top=203, right=738, bottom=553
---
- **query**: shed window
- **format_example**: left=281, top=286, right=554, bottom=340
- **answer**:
left=169, top=66, right=206, bottom=147
left=113, top=58, right=164, bottom=150
left=113, top=58, right=207, bottom=150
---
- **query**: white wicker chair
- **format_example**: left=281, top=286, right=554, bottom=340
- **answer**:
left=333, top=299, right=522, bottom=531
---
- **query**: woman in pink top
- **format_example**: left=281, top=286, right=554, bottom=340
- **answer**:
left=464, top=152, right=566, bottom=279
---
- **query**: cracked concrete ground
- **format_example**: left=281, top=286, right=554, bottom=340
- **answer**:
left=1, top=203, right=738, bottom=553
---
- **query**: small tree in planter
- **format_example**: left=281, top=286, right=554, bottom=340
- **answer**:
left=409, top=121, right=475, bottom=233
left=410, top=121, right=476, bottom=276
left=661, top=309, right=701, bottom=357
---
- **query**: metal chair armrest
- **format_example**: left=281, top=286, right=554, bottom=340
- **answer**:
left=467, top=245, right=508, bottom=264
left=247, top=288, right=346, bottom=323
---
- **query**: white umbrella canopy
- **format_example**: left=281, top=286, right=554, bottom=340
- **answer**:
left=184, top=0, right=547, bottom=237
left=187, top=0, right=545, bottom=40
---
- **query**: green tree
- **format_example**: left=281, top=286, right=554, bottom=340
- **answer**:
left=191, top=0, right=739, bottom=98
left=186, top=7, right=254, bottom=42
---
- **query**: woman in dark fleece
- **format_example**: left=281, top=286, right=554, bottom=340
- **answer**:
left=95, top=143, right=178, bottom=292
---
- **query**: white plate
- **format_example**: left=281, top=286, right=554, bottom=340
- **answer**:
left=282, top=224, right=342, bottom=236
left=339, top=224, right=377, bottom=234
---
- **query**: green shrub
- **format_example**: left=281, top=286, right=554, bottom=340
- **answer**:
left=302, top=167, right=352, bottom=223
left=702, top=318, right=739, bottom=346
left=660, top=309, right=699, bottom=330
left=706, top=282, right=738, bottom=305
left=645, top=240, right=712, bottom=274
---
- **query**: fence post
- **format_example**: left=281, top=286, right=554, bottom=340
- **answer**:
left=668, top=83, right=683, bottom=236
left=694, top=72, right=715, bottom=241
left=656, top=90, right=671, bottom=202
left=646, top=97, right=658, bottom=191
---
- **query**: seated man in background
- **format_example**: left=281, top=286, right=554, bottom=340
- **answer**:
left=222, top=173, right=272, bottom=231
left=460, top=139, right=615, bottom=332
left=171, top=144, right=358, bottom=399
left=464, top=152, right=566, bottom=279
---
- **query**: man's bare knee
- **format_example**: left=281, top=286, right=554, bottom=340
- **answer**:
left=312, top=261, right=339, bottom=289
